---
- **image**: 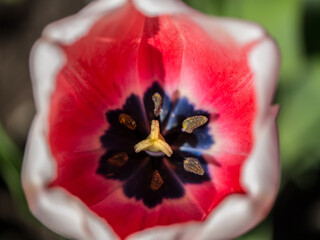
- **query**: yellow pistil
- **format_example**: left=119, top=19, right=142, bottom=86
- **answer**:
left=134, top=120, right=173, bottom=157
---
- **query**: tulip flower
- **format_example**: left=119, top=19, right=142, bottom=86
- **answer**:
left=22, top=0, right=280, bottom=239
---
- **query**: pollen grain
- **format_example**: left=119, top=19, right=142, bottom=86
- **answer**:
left=152, top=92, right=162, bottom=117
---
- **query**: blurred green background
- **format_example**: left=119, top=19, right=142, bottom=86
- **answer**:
left=0, top=0, right=320, bottom=239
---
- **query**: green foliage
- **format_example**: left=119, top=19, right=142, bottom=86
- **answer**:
left=0, top=124, right=25, bottom=209
left=278, top=57, right=320, bottom=179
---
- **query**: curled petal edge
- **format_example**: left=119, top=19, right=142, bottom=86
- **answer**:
left=43, top=0, right=127, bottom=44
left=132, top=0, right=192, bottom=16
left=22, top=41, right=119, bottom=239
left=42, top=0, right=192, bottom=44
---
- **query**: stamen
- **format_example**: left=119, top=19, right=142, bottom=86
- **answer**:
left=150, top=170, right=163, bottom=191
left=107, top=152, right=129, bottom=167
left=183, top=157, right=205, bottom=176
left=134, top=120, right=173, bottom=157
left=152, top=92, right=162, bottom=117
left=182, top=115, right=208, bottom=133
left=119, top=113, right=136, bottom=130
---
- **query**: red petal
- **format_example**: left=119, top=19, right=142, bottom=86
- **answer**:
left=90, top=187, right=205, bottom=239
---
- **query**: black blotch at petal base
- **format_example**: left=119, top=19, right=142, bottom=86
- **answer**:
left=98, top=82, right=215, bottom=208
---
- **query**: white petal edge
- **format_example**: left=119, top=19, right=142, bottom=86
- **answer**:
left=43, top=0, right=127, bottom=44
left=22, top=41, right=118, bottom=240
left=191, top=15, right=266, bottom=45
left=132, top=0, right=191, bottom=16
left=250, top=37, right=280, bottom=127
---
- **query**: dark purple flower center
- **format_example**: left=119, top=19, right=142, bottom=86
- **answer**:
left=97, top=83, right=216, bottom=208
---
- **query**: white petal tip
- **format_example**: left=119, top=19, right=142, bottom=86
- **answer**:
left=132, top=0, right=191, bottom=16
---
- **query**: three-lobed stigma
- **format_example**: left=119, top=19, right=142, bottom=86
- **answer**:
left=134, top=120, right=173, bottom=157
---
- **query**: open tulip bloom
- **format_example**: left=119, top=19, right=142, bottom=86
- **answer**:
left=22, top=0, right=280, bottom=239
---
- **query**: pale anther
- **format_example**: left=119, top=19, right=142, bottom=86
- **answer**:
left=152, top=92, right=162, bottom=117
left=183, top=157, right=205, bottom=176
left=182, top=115, right=208, bottom=133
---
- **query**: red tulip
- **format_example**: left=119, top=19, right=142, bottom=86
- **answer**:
left=22, top=0, right=280, bottom=239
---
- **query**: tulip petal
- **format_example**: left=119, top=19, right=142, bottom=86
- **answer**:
left=23, top=1, right=280, bottom=239
left=128, top=15, right=280, bottom=240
